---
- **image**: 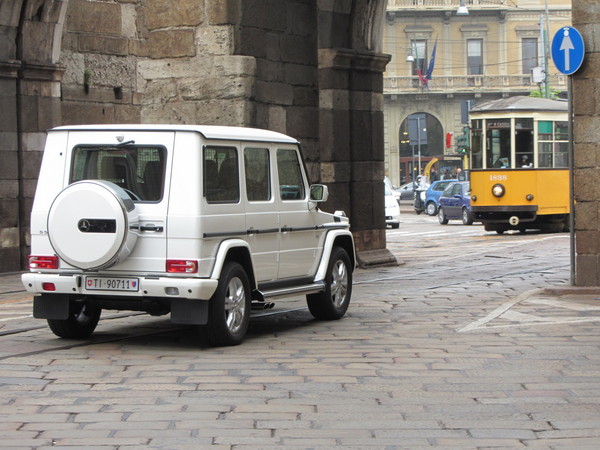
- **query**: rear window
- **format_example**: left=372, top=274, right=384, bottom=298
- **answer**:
left=71, top=145, right=166, bottom=202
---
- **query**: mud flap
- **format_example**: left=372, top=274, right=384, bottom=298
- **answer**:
left=33, top=294, right=70, bottom=319
left=170, top=299, right=209, bottom=325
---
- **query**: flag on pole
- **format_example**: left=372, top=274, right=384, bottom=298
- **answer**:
left=418, top=40, right=438, bottom=88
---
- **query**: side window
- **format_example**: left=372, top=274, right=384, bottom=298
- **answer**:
left=244, top=147, right=271, bottom=202
left=204, top=146, right=239, bottom=203
left=277, top=149, right=305, bottom=200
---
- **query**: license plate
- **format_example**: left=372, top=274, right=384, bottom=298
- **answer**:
left=85, top=277, right=139, bottom=292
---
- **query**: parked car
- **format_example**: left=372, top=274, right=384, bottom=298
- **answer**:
left=396, top=182, right=416, bottom=200
left=22, top=125, right=356, bottom=347
left=384, top=176, right=401, bottom=203
left=437, top=181, right=475, bottom=225
left=384, top=183, right=400, bottom=229
left=424, top=179, right=456, bottom=216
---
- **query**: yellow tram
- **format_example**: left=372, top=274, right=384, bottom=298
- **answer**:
left=468, top=96, right=569, bottom=234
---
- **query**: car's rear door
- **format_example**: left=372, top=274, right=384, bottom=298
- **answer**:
left=66, top=130, right=174, bottom=273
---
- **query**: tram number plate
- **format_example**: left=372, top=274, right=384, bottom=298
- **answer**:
left=85, top=277, right=139, bottom=292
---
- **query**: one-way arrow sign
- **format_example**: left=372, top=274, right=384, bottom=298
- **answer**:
left=552, top=26, right=585, bottom=75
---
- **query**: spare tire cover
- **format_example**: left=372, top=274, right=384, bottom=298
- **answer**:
left=48, top=181, right=139, bottom=270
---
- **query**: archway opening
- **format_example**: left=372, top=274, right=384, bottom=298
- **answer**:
left=398, top=112, right=443, bottom=184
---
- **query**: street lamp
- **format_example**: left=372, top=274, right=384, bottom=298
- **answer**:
left=457, top=0, right=469, bottom=16
left=417, top=115, right=426, bottom=176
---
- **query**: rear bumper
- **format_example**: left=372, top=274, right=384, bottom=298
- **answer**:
left=471, top=205, right=537, bottom=224
left=22, top=272, right=218, bottom=301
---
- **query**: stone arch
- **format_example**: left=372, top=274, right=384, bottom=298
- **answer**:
left=0, top=0, right=393, bottom=270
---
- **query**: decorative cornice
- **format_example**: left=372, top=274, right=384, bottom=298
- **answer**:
left=0, top=60, right=21, bottom=79
left=319, top=49, right=391, bottom=73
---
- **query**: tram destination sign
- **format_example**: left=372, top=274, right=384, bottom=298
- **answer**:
left=551, top=26, right=585, bottom=76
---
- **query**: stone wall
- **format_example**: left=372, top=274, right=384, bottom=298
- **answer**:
left=60, top=0, right=252, bottom=126
left=573, top=0, right=600, bottom=285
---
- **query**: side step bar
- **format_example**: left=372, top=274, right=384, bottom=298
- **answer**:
left=255, top=281, right=325, bottom=301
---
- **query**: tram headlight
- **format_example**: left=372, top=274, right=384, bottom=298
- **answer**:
left=526, top=194, right=534, bottom=201
left=492, top=183, right=505, bottom=198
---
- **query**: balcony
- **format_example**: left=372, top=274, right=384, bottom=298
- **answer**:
left=383, top=73, right=567, bottom=95
left=388, top=0, right=506, bottom=10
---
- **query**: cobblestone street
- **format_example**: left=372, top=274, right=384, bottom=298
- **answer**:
left=1, top=214, right=600, bottom=448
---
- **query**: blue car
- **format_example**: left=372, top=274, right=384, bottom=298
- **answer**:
left=437, top=181, right=475, bottom=225
left=424, top=179, right=456, bottom=216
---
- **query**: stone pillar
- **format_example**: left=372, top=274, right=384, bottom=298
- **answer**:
left=319, top=48, right=395, bottom=266
left=17, top=63, right=64, bottom=267
left=0, top=61, right=21, bottom=272
left=573, top=0, right=600, bottom=286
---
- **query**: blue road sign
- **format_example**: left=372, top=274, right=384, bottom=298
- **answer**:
left=551, top=26, right=585, bottom=75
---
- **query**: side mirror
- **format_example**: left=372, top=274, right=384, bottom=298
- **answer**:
left=310, top=184, right=329, bottom=202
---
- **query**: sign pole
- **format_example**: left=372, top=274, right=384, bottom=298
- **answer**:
left=568, top=75, right=575, bottom=286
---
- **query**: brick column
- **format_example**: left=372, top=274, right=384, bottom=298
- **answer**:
left=319, top=48, right=396, bottom=266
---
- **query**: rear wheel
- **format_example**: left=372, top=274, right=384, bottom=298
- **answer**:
left=47, top=301, right=101, bottom=339
left=307, top=247, right=352, bottom=320
left=438, top=207, right=448, bottom=225
left=205, top=262, right=250, bottom=346
left=461, top=207, right=474, bottom=225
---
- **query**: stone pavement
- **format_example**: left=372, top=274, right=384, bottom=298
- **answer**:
left=1, top=234, right=600, bottom=448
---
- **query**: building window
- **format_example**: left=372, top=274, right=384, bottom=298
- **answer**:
left=522, top=38, right=538, bottom=74
left=467, top=39, right=483, bottom=75
left=411, top=40, right=427, bottom=76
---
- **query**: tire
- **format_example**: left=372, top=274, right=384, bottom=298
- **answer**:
left=205, top=262, right=251, bottom=346
left=438, top=207, right=448, bottom=225
left=48, top=180, right=139, bottom=270
left=307, top=247, right=352, bottom=320
left=425, top=201, right=437, bottom=216
left=47, top=301, right=101, bottom=339
left=391, top=222, right=400, bottom=229
left=461, top=207, right=473, bottom=225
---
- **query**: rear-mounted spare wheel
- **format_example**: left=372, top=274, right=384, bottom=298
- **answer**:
left=48, top=180, right=139, bottom=270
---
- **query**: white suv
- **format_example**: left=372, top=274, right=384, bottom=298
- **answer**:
left=22, top=125, right=355, bottom=346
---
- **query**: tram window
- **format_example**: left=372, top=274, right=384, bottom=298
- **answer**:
left=538, top=121, right=553, bottom=140
left=555, top=142, right=568, bottom=168
left=487, top=129, right=511, bottom=168
left=538, top=142, right=553, bottom=168
left=471, top=128, right=483, bottom=169
left=555, top=121, right=568, bottom=140
left=515, top=120, right=533, bottom=168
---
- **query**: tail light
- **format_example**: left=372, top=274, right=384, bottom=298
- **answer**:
left=28, top=255, right=59, bottom=270
left=166, top=259, right=198, bottom=274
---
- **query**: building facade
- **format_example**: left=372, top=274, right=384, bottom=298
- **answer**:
left=383, top=0, right=572, bottom=187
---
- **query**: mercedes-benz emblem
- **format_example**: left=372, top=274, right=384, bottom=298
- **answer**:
left=78, top=219, right=91, bottom=232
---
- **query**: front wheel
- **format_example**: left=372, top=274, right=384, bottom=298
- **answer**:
left=425, top=201, right=437, bottom=216
left=205, top=261, right=251, bottom=346
left=47, top=302, right=101, bottom=339
left=307, top=247, right=352, bottom=320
